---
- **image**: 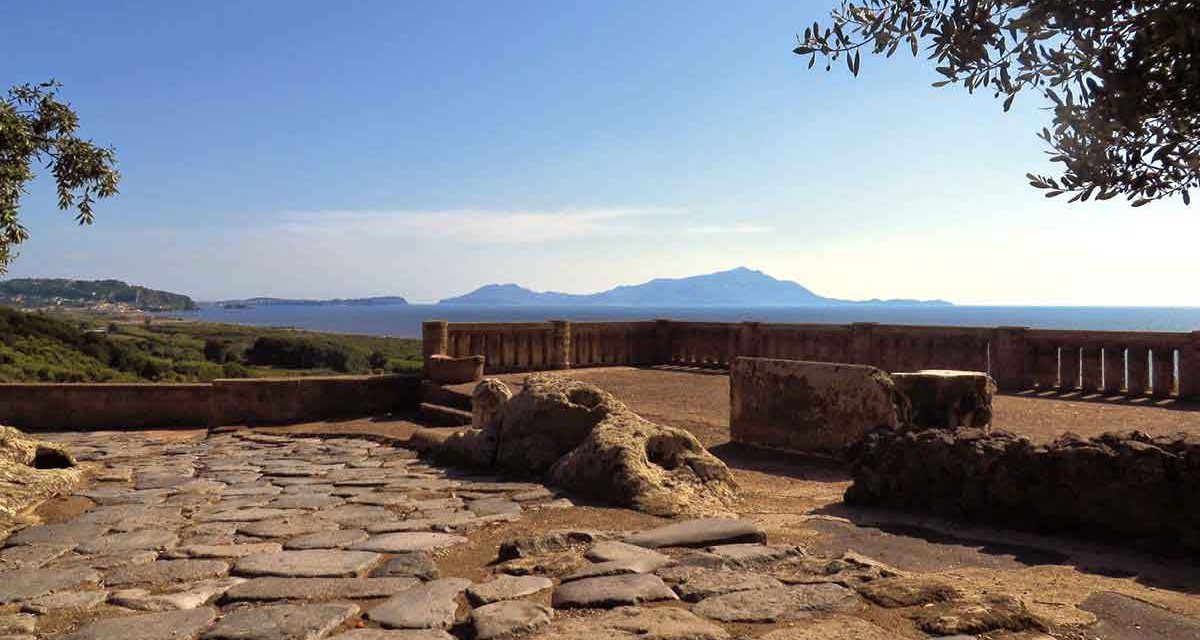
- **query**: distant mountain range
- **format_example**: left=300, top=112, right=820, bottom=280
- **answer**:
left=208, top=296, right=409, bottom=309
left=438, top=267, right=951, bottom=307
left=0, top=278, right=197, bottom=312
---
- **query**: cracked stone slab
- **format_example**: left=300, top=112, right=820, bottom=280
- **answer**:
left=367, top=578, right=472, bottom=629
left=105, top=559, right=230, bottom=586
left=0, top=543, right=75, bottom=569
left=109, top=577, right=245, bottom=611
left=471, top=601, right=552, bottom=640
left=222, top=577, right=421, bottom=602
left=624, top=519, right=766, bottom=549
left=563, top=556, right=671, bottom=582
left=202, top=602, right=359, bottom=640
left=692, top=584, right=860, bottom=623
left=0, top=567, right=100, bottom=603
left=350, top=532, right=467, bottom=554
left=234, top=549, right=381, bottom=578
left=238, top=518, right=340, bottom=538
left=672, top=569, right=785, bottom=602
left=585, top=541, right=669, bottom=565
left=60, top=607, right=218, bottom=640
left=198, top=507, right=306, bottom=523
left=317, top=505, right=399, bottom=527
left=6, top=522, right=110, bottom=546
left=466, top=575, right=553, bottom=605
left=268, top=495, right=345, bottom=510
left=552, top=574, right=678, bottom=609
left=370, top=553, right=440, bottom=581
left=285, top=529, right=368, bottom=550
left=20, top=589, right=108, bottom=613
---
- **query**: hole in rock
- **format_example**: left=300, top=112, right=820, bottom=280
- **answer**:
left=31, top=447, right=74, bottom=470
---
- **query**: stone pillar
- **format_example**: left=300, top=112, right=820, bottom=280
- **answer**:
left=549, top=320, right=571, bottom=370
left=1103, top=347, right=1125, bottom=394
left=1182, top=333, right=1200, bottom=400
left=1059, top=347, right=1080, bottom=391
left=422, top=320, right=449, bottom=376
left=1127, top=347, right=1149, bottom=396
left=850, top=323, right=879, bottom=367
left=1081, top=347, right=1102, bottom=392
left=990, top=327, right=1027, bottom=392
left=654, top=319, right=673, bottom=365
left=1152, top=347, right=1175, bottom=398
left=737, top=322, right=761, bottom=361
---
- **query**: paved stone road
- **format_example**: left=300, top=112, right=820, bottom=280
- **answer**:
left=1, top=429, right=1186, bottom=639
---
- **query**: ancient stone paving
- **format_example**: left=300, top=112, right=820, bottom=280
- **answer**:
left=0, top=430, right=1067, bottom=639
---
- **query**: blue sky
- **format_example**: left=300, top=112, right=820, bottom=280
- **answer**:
left=2, top=1, right=1195, bottom=304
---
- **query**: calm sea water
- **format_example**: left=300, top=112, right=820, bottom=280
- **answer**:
left=181, top=305, right=1200, bottom=339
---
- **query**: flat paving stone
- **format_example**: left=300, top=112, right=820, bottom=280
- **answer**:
left=49, top=550, right=159, bottom=571
left=563, top=557, right=671, bottom=582
left=269, top=495, right=344, bottom=510
left=234, top=549, right=382, bottom=578
left=201, top=602, right=359, bottom=640
left=466, top=575, right=553, bottom=605
left=552, top=574, right=677, bottom=609
left=105, top=559, right=230, bottom=586
left=329, top=631, right=455, bottom=640
left=21, top=589, right=108, bottom=613
left=318, top=505, right=399, bottom=527
left=0, top=543, right=75, bottom=569
left=586, top=541, right=670, bottom=565
left=1079, top=591, right=1200, bottom=640
left=624, top=519, right=766, bottom=549
left=366, top=514, right=474, bottom=533
left=0, top=567, right=100, bottom=603
left=672, top=569, right=785, bottom=602
left=530, top=606, right=729, bottom=640
left=367, top=578, right=472, bottom=629
left=692, top=584, right=859, bottom=623
left=756, top=615, right=897, bottom=640
left=470, top=601, right=552, bottom=640
left=705, top=543, right=801, bottom=567
left=198, top=507, right=306, bottom=523
left=370, top=552, right=440, bottom=581
left=222, top=577, right=421, bottom=602
left=467, top=498, right=522, bottom=516
left=109, top=577, right=245, bottom=611
left=61, top=607, right=218, bottom=640
left=285, top=529, right=369, bottom=550
left=5, top=522, right=109, bottom=546
left=239, top=518, right=340, bottom=538
left=350, top=532, right=467, bottom=554
left=76, top=528, right=179, bottom=554
left=178, top=543, right=285, bottom=559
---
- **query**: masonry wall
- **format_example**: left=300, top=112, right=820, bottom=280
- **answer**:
left=0, top=374, right=422, bottom=432
left=845, top=428, right=1200, bottom=553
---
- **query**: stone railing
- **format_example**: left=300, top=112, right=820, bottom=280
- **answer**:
left=423, top=319, right=1200, bottom=399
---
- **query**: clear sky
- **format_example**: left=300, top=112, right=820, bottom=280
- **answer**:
left=2, top=1, right=1195, bottom=305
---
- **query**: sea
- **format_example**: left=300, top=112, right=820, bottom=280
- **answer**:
left=180, top=305, right=1200, bottom=339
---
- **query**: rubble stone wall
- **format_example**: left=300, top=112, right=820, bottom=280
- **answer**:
left=845, top=427, right=1200, bottom=552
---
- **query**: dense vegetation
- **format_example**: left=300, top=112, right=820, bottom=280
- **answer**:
left=0, top=278, right=196, bottom=311
left=0, top=306, right=420, bottom=382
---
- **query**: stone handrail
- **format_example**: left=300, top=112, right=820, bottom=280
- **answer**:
left=423, top=319, right=1200, bottom=399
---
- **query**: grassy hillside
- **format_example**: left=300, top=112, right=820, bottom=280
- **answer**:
left=0, top=278, right=197, bottom=311
left=0, top=307, right=421, bottom=382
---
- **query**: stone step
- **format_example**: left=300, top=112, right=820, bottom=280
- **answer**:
left=418, top=402, right=472, bottom=427
left=420, top=380, right=472, bottom=411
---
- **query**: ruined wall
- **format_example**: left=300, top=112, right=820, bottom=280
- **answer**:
left=0, top=374, right=421, bottom=431
left=0, top=383, right=212, bottom=431
left=730, top=357, right=908, bottom=456
left=845, top=428, right=1200, bottom=553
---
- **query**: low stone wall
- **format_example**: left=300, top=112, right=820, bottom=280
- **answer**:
left=0, top=374, right=421, bottom=431
left=0, top=383, right=212, bottom=431
left=845, top=428, right=1200, bottom=553
left=730, top=357, right=908, bottom=455
left=210, top=374, right=420, bottom=426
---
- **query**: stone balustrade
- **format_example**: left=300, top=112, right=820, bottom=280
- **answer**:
left=424, top=319, right=1200, bottom=399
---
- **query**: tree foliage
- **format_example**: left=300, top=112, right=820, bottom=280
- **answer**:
left=795, top=1, right=1200, bottom=205
left=0, top=81, right=120, bottom=269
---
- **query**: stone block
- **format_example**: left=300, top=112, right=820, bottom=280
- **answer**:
left=426, top=355, right=485, bottom=385
left=891, top=369, right=996, bottom=429
left=730, top=358, right=908, bottom=455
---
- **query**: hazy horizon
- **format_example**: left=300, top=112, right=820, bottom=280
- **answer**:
left=3, top=1, right=1196, bottom=306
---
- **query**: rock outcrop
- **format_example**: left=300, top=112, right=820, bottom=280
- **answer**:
left=846, top=427, right=1200, bottom=552
left=0, top=426, right=85, bottom=534
left=441, top=375, right=737, bottom=517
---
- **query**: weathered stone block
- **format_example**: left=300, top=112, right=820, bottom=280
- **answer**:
left=730, top=358, right=908, bottom=455
left=426, top=355, right=485, bottom=385
left=892, top=369, right=995, bottom=429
